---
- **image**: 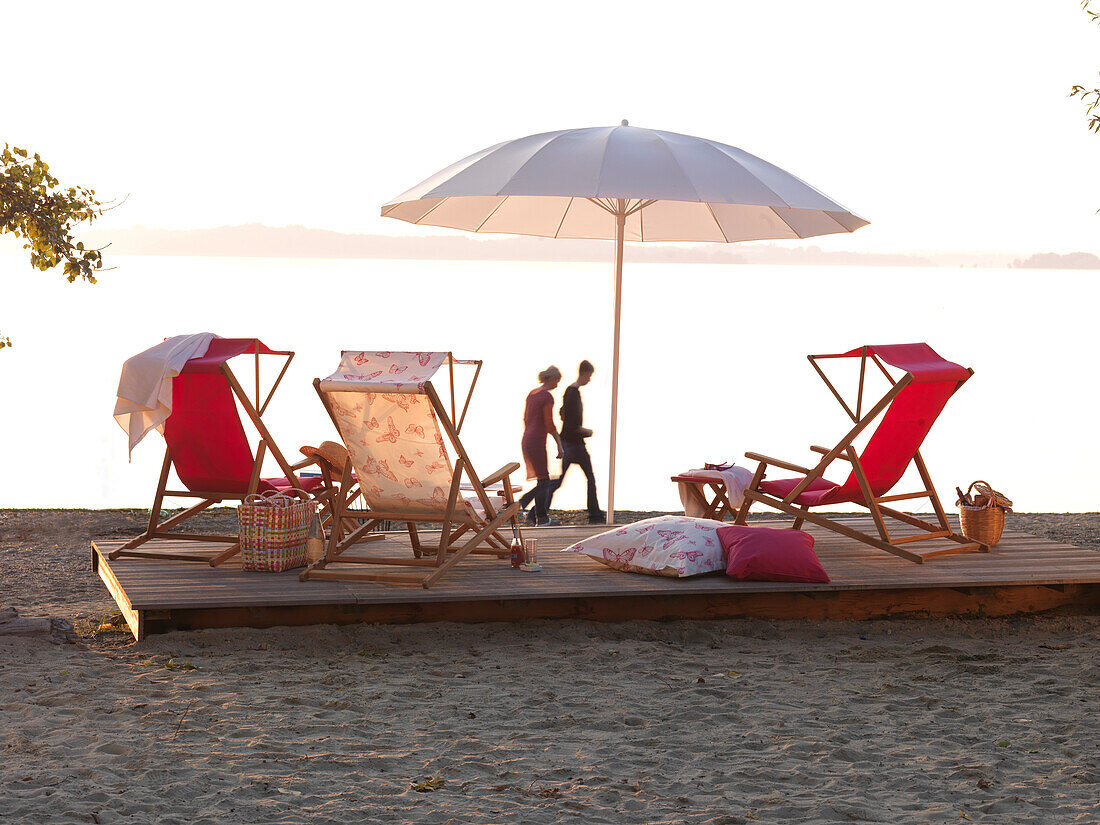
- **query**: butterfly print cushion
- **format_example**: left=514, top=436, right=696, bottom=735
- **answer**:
left=564, top=516, right=726, bottom=578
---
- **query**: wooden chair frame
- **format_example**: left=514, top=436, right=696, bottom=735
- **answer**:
left=455, top=480, right=524, bottom=552
left=300, top=369, right=523, bottom=588
left=736, top=347, right=983, bottom=564
left=290, top=449, right=372, bottom=543
left=110, top=344, right=333, bottom=567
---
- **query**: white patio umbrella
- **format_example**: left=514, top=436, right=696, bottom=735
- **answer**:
left=382, top=121, right=869, bottom=523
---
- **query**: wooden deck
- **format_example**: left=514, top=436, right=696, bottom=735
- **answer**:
left=91, top=518, right=1100, bottom=640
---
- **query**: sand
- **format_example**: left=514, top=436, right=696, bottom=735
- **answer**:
left=1, top=510, right=1099, bottom=823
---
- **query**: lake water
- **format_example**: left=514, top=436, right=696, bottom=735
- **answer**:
left=1, top=254, right=1096, bottom=512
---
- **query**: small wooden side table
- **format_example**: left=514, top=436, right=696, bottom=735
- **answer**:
left=671, top=474, right=738, bottom=521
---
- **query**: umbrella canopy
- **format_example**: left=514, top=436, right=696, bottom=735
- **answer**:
left=382, top=122, right=869, bottom=522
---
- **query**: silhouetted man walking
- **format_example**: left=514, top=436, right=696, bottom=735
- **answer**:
left=552, top=360, right=604, bottom=524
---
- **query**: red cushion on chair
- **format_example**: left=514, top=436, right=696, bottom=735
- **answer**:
left=758, top=476, right=841, bottom=507
left=717, top=525, right=830, bottom=583
left=262, top=475, right=326, bottom=494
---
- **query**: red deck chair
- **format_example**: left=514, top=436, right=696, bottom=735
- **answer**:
left=736, top=344, right=984, bottom=563
left=110, top=338, right=327, bottom=566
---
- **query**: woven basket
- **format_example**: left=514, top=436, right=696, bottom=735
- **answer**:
left=957, top=480, right=1012, bottom=548
left=238, top=490, right=314, bottom=572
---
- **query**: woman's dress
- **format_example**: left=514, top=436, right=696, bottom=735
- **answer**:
left=521, top=388, right=555, bottom=480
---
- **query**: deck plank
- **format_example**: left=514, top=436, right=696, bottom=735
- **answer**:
left=89, top=517, right=1100, bottom=638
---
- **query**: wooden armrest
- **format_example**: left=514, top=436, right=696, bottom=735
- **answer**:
left=743, top=452, right=815, bottom=476
left=290, top=457, right=318, bottom=471
left=480, top=462, right=521, bottom=488
left=809, top=445, right=851, bottom=462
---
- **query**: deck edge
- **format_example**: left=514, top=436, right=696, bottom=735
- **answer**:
left=91, top=541, right=143, bottom=641
left=138, top=583, right=1100, bottom=638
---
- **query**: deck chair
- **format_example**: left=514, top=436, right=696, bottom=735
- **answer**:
left=111, top=337, right=331, bottom=566
left=736, top=343, right=984, bottom=563
left=300, top=351, right=523, bottom=588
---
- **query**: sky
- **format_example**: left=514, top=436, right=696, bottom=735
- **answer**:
left=3, top=2, right=1100, bottom=514
left=3, top=1, right=1100, bottom=255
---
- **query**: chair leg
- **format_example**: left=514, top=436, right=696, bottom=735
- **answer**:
left=844, top=446, right=891, bottom=542
left=111, top=499, right=222, bottom=561
left=113, top=532, right=152, bottom=557
left=437, top=462, right=464, bottom=566
left=913, top=451, right=953, bottom=531
left=736, top=464, right=766, bottom=525
left=423, top=502, right=520, bottom=588
left=743, top=490, right=924, bottom=562
left=876, top=504, right=987, bottom=554
left=114, top=449, right=173, bottom=558
left=300, top=462, right=354, bottom=581
left=208, top=542, right=242, bottom=567
left=298, top=518, right=378, bottom=581
left=485, top=533, right=512, bottom=556
left=751, top=491, right=986, bottom=563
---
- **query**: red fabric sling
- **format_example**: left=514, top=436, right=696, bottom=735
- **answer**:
left=163, top=371, right=257, bottom=494
left=161, top=337, right=319, bottom=496
left=759, top=344, right=969, bottom=507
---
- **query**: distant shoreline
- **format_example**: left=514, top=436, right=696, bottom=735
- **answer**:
left=50, top=223, right=1100, bottom=270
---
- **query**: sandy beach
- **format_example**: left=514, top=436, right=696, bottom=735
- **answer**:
left=6, top=3, right=1100, bottom=823
left=2, top=510, right=1099, bottom=824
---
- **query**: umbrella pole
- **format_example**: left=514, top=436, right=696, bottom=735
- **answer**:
left=607, top=210, right=625, bottom=525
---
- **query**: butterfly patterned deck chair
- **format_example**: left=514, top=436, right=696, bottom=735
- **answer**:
left=301, top=351, right=523, bottom=588
left=735, top=344, right=984, bottom=563
left=111, top=337, right=329, bottom=566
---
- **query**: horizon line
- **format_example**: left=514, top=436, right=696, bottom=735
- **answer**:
left=19, top=222, right=1100, bottom=270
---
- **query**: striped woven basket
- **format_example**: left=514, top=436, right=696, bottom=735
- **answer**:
left=238, top=490, right=314, bottom=572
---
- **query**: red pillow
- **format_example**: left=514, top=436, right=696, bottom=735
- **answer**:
left=716, top=525, right=830, bottom=583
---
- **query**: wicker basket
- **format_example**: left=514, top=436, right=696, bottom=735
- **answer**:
left=957, top=480, right=1012, bottom=548
left=238, top=490, right=314, bottom=572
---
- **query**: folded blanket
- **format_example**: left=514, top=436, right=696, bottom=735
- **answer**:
left=113, top=333, right=215, bottom=457
left=677, top=465, right=754, bottom=517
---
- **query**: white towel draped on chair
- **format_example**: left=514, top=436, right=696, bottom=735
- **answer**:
left=113, top=333, right=216, bottom=456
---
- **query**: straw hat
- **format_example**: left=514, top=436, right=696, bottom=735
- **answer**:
left=300, top=441, right=351, bottom=477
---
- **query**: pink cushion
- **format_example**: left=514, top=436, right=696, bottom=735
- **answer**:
left=757, top=476, right=842, bottom=507
left=716, top=525, right=830, bottom=583
left=263, top=475, right=325, bottom=493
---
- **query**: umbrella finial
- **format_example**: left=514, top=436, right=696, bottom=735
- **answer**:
left=621, top=119, right=629, bottom=126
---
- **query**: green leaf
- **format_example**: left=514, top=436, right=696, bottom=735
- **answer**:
left=0, top=143, right=108, bottom=347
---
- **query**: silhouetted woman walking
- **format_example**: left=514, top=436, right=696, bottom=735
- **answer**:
left=518, top=365, right=563, bottom=526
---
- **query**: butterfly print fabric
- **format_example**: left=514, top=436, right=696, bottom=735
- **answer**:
left=565, top=516, right=726, bottom=578
left=317, top=352, right=466, bottom=516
